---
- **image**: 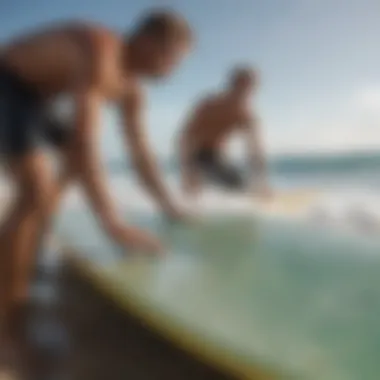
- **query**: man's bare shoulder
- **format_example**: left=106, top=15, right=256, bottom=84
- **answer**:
left=78, top=22, right=121, bottom=49
left=5, top=20, right=111, bottom=45
left=5, top=21, right=121, bottom=64
left=238, top=106, right=259, bottom=128
left=194, top=92, right=221, bottom=111
left=64, top=22, right=123, bottom=87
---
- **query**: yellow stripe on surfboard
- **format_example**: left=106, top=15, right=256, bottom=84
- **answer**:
left=63, top=250, right=279, bottom=380
left=252, top=189, right=321, bottom=216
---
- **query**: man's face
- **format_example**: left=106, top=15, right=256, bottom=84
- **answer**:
left=143, top=37, right=191, bottom=77
left=233, top=76, right=255, bottom=100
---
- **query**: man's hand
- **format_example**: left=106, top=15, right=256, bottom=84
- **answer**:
left=164, top=205, right=194, bottom=223
left=254, top=182, right=273, bottom=201
left=121, top=87, right=181, bottom=221
left=242, top=110, right=271, bottom=199
left=260, top=185, right=273, bottom=200
left=107, top=222, right=164, bottom=254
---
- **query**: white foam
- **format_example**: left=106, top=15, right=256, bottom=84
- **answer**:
left=305, top=190, right=380, bottom=235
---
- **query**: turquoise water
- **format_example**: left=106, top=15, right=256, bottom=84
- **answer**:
left=56, top=205, right=380, bottom=380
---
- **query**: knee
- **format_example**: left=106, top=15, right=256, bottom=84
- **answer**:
left=19, top=179, right=56, bottom=215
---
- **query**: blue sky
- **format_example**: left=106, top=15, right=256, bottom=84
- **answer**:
left=1, top=0, right=379, bottom=158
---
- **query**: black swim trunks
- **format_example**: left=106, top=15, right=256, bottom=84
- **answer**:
left=0, top=63, right=72, bottom=157
left=190, top=149, right=246, bottom=190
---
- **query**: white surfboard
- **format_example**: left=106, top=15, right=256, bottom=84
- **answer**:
left=187, top=188, right=322, bottom=219
left=251, top=189, right=322, bottom=217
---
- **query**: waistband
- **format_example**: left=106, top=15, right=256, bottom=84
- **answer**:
left=192, top=148, right=218, bottom=164
left=0, top=60, right=40, bottom=98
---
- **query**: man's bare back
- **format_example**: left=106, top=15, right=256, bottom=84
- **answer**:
left=2, top=23, right=129, bottom=99
left=179, top=67, right=270, bottom=195
left=182, top=92, right=250, bottom=151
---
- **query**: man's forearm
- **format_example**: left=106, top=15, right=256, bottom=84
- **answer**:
left=76, top=148, right=120, bottom=229
left=120, top=88, right=180, bottom=216
left=250, top=153, right=267, bottom=180
left=131, top=147, right=177, bottom=213
left=73, top=84, right=122, bottom=228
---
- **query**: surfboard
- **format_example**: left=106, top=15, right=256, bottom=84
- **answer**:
left=55, top=201, right=380, bottom=380
left=251, top=189, right=321, bottom=217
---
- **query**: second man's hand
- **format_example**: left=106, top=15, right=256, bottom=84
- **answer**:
left=256, top=182, right=273, bottom=201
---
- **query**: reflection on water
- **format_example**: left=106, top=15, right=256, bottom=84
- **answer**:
left=55, top=207, right=380, bottom=380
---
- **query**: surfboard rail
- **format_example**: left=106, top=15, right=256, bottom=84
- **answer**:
left=62, top=247, right=280, bottom=380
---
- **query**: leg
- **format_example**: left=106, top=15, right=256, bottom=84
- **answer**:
left=0, top=152, right=58, bottom=355
left=188, top=149, right=243, bottom=191
left=0, top=65, right=69, bottom=373
left=44, top=117, right=76, bottom=210
left=32, top=119, right=77, bottom=249
left=33, top=146, right=76, bottom=254
left=180, top=150, right=203, bottom=198
left=200, top=150, right=245, bottom=191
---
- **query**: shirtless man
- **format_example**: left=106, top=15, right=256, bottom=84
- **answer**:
left=0, top=10, right=192, bottom=366
left=178, top=67, right=270, bottom=196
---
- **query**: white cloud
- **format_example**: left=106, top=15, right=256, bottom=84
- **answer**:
left=263, top=87, right=380, bottom=155
left=267, top=120, right=380, bottom=155
left=354, top=86, right=380, bottom=112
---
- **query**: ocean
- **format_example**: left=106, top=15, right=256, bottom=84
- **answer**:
left=104, top=149, right=380, bottom=194
left=82, top=149, right=380, bottom=238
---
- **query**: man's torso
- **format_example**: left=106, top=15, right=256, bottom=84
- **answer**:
left=0, top=22, right=131, bottom=101
left=182, top=94, right=248, bottom=152
left=0, top=22, right=138, bottom=155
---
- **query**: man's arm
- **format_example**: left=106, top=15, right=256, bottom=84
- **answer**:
left=66, top=29, right=163, bottom=253
left=73, top=86, right=122, bottom=230
left=178, top=130, right=202, bottom=197
left=242, top=112, right=270, bottom=192
left=72, top=85, right=162, bottom=252
left=120, top=87, right=182, bottom=218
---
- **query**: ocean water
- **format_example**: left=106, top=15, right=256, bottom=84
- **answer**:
left=77, top=150, right=380, bottom=238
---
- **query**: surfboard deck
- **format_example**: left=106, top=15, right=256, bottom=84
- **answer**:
left=251, top=189, right=321, bottom=216
left=55, top=200, right=380, bottom=380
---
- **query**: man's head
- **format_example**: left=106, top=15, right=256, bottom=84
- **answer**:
left=228, top=66, right=258, bottom=99
left=129, top=9, right=193, bottom=77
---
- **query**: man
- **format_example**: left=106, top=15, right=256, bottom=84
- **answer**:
left=178, top=67, right=271, bottom=197
left=0, top=10, right=192, bottom=367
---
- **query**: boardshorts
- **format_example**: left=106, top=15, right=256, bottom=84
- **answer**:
left=0, top=62, right=72, bottom=157
left=190, top=149, right=246, bottom=190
